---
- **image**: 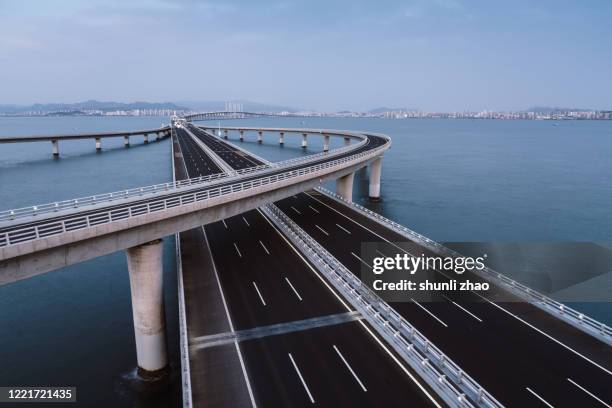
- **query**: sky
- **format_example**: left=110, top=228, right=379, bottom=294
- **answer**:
left=1, top=0, right=611, bottom=111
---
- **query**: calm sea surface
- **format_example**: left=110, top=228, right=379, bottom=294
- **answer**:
left=1, top=116, right=611, bottom=406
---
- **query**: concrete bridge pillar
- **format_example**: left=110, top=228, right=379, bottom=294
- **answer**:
left=323, top=135, right=330, bottom=152
left=156, top=133, right=161, bottom=141
left=95, top=137, right=102, bottom=151
left=144, top=134, right=149, bottom=144
left=302, top=133, right=308, bottom=149
left=279, top=132, right=285, bottom=145
left=126, top=239, right=169, bottom=381
left=124, top=136, right=130, bottom=147
left=51, top=139, right=59, bottom=157
left=344, top=137, right=351, bottom=146
left=369, top=157, right=382, bottom=201
left=257, top=131, right=263, bottom=144
left=336, top=172, right=355, bottom=203
left=239, top=130, right=244, bottom=142
left=223, top=130, right=228, bottom=139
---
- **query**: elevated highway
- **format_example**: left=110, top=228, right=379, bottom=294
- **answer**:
left=1, top=120, right=610, bottom=407
left=0, top=125, right=171, bottom=156
left=0, top=126, right=387, bottom=284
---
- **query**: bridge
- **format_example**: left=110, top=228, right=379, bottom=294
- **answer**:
left=183, top=111, right=302, bottom=122
left=0, top=125, right=171, bottom=157
left=0, top=118, right=610, bottom=407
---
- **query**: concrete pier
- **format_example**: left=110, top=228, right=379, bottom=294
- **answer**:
left=279, top=132, right=285, bottom=145
left=156, top=133, right=161, bottom=141
left=336, top=172, right=355, bottom=202
left=126, top=239, right=169, bottom=380
left=124, top=136, right=130, bottom=147
left=323, top=134, right=330, bottom=152
left=302, top=133, right=308, bottom=149
left=369, top=157, right=382, bottom=201
left=51, top=139, right=59, bottom=157
left=344, top=137, right=351, bottom=146
left=224, top=130, right=228, bottom=139
left=95, top=137, right=101, bottom=151
left=257, top=131, right=263, bottom=143
left=239, top=130, right=244, bottom=142
left=144, top=134, right=149, bottom=144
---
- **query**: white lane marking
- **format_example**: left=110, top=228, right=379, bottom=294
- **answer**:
left=567, top=378, right=611, bottom=407
left=233, top=242, right=242, bottom=258
left=333, top=345, right=367, bottom=392
left=289, top=353, right=315, bottom=404
left=306, top=192, right=612, bottom=375
left=257, top=209, right=443, bottom=408
left=314, top=224, right=330, bottom=236
left=285, top=277, right=303, bottom=301
left=441, top=295, right=483, bottom=322
left=222, top=219, right=228, bottom=229
left=375, top=249, right=388, bottom=257
left=526, top=387, right=554, bottom=408
left=336, top=223, right=351, bottom=234
left=472, top=290, right=612, bottom=376
left=350, top=251, right=372, bottom=269
left=259, top=240, right=270, bottom=255
left=308, top=205, right=320, bottom=214
left=252, top=281, right=267, bottom=306
left=410, top=298, right=448, bottom=328
left=291, top=206, right=302, bottom=215
left=242, top=216, right=250, bottom=227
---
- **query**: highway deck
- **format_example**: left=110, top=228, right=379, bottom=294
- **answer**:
left=174, top=128, right=443, bottom=407
left=274, top=190, right=612, bottom=407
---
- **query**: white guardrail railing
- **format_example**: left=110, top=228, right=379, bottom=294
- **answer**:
left=262, top=203, right=503, bottom=408
left=0, top=128, right=369, bottom=223
left=0, top=132, right=385, bottom=249
left=316, top=187, right=612, bottom=346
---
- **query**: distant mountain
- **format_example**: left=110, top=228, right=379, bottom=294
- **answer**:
left=0, top=100, right=188, bottom=114
left=177, top=100, right=299, bottom=113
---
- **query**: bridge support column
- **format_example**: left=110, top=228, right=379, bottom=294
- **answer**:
left=344, top=137, right=351, bottom=146
left=323, top=135, right=330, bottom=152
left=369, top=157, right=382, bottom=201
left=51, top=139, right=59, bottom=157
left=257, top=131, right=263, bottom=143
left=336, top=172, right=355, bottom=203
left=144, top=134, right=149, bottom=144
left=126, top=239, right=169, bottom=381
left=302, top=133, right=308, bottom=149
left=124, top=136, right=130, bottom=147
left=279, top=132, right=285, bottom=145
left=95, top=137, right=102, bottom=151
left=239, top=130, right=244, bottom=142
left=223, top=130, right=228, bottom=139
left=156, top=133, right=161, bottom=142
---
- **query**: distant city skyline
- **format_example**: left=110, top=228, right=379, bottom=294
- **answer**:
left=1, top=0, right=611, bottom=111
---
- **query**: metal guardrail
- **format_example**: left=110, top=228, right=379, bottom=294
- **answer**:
left=171, top=127, right=193, bottom=408
left=0, top=165, right=268, bottom=222
left=316, top=187, right=612, bottom=345
left=262, top=204, right=503, bottom=408
left=0, top=128, right=370, bottom=223
left=0, top=134, right=386, bottom=249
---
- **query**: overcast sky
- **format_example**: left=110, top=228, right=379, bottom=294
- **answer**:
left=1, top=0, right=611, bottom=111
